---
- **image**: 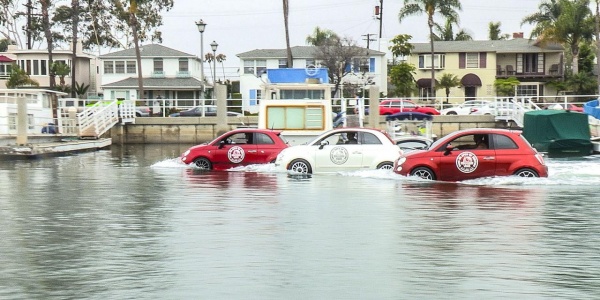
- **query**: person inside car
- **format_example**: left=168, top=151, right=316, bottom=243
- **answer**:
left=345, top=132, right=358, bottom=144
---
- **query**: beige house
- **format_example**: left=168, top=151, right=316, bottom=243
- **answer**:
left=408, top=35, right=564, bottom=102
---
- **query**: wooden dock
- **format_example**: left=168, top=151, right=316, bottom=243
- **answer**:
left=0, top=138, right=112, bottom=159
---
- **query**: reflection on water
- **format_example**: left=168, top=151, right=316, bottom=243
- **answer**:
left=0, top=145, right=599, bottom=299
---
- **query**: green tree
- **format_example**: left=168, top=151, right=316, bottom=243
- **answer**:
left=306, top=27, right=339, bottom=46
left=567, top=71, right=597, bottom=94
left=6, top=64, right=39, bottom=88
left=433, top=18, right=472, bottom=41
left=388, top=63, right=417, bottom=97
left=388, top=34, right=414, bottom=61
left=494, top=77, right=520, bottom=96
left=522, top=0, right=594, bottom=74
left=437, top=73, right=461, bottom=103
left=577, top=41, right=595, bottom=74
left=51, top=61, right=70, bottom=87
left=74, top=81, right=90, bottom=97
left=398, top=0, right=463, bottom=96
left=488, top=21, right=509, bottom=40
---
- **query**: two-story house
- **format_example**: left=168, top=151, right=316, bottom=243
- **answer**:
left=408, top=35, right=564, bottom=102
left=0, top=43, right=99, bottom=92
left=100, top=44, right=204, bottom=103
left=237, top=46, right=387, bottom=112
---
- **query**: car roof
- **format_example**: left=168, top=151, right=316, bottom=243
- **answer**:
left=229, top=128, right=282, bottom=134
left=447, top=128, right=519, bottom=136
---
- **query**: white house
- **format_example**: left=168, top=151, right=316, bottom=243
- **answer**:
left=99, top=44, right=204, bottom=103
left=236, top=46, right=388, bottom=104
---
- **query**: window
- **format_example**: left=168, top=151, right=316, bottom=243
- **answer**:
left=266, top=105, right=325, bottom=130
left=153, top=58, right=163, bottom=72
left=115, top=61, right=125, bottom=74
left=518, top=53, right=543, bottom=74
left=516, top=84, right=539, bottom=97
left=127, top=61, right=136, bottom=73
left=466, top=53, right=479, bottom=68
left=8, top=113, right=34, bottom=130
left=244, top=59, right=267, bottom=75
left=178, top=59, right=189, bottom=72
left=418, top=54, right=445, bottom=69
left=104, top=61, right=114, bottom=74
left=33, top=60, right=39, bottom=75
left=255, top=133, right=275, bottom=144
left=278, top=59, right=287, bottom=68
left=280, top=89, right=325, bottom=100
left=494, top=134, right=519, bottom=149
left=306, top=59, right=315, bottom=68
left=362, top=132, right=382, bottom=144
left=41, top=60, right=47, bottom=75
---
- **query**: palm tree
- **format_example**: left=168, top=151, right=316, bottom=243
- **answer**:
left=433, top=19, right=472, bottom=41
left=129, top=0, right=145, bottom=100
left=398, top=0, right=462, bottom=97
left=488, top=21, right=509, bottom=40
left=306, top=27, right=339, bottom=46
left=70, top=0, right=79, bottom=98
left=52, top=62, right=71, bottom=87
left=6, top=65, right=39, bottom=88
left=283, top=0, right=292, bottom=67
left=216, top=54, right=227, bottom=82
left=522, top=0, right=594, bottom=75
left=437, top=73, right=461, bottom=103
left=40, top=0, right=56, bottom=88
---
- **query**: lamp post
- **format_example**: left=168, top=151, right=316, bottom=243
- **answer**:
left=210, top=40, right=218, bottom=85
left=195, top=19, right=206, bottom=98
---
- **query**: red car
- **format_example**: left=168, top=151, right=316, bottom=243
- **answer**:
left=393, top=128, right=548, bottom=181
left=180, top=128, right=289, bottom=170
left=379, top=99, right=440, bottom=115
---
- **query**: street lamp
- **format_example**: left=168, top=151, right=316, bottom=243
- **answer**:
left=210, top=40, right=218, bottom=85
left=195, top=19, right=206, bottom=98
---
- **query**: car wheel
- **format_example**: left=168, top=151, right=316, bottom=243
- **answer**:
left=288, top=159, right=312, bottom=174
left=377, top=162, right=393, bottom=170
left=514, top=168, right=538, bottom=177
left=135, top=112, right=142, bottom=117
left=447, top=111, right=457, bottom=115
left=193, top=157, right=212, bottom=170
left=410, top=167, right=436, bottom=180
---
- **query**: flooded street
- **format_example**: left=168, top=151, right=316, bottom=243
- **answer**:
left=1, top=144, right=599, bottom=299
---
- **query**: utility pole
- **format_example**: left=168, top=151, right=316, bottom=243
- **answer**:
left=375, top=0, right=383, bottom=51
left=362, top=33, right=377, bottom=49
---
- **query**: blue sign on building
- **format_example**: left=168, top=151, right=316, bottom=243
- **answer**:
left=267, top=68, right=329, bottom=84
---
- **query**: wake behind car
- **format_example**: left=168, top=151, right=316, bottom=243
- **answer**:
left=180, top=128, right=289, bottom=170
left=393, top=128, right=548, bottom=181
left=275, top=128, right=402, bottom=174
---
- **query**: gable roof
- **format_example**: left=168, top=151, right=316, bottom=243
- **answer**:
left=237, top=46, right=385, bottom=59
left=100, top=44, right=197, bottom=59
left=102, top=77, right=203, bottom=89
left=0, top=55, right=14, bottom=62
left=411, top=39, right=564, bottom=54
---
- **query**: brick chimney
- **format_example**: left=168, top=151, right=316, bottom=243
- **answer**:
left=513, top=32, right=524, bottom=39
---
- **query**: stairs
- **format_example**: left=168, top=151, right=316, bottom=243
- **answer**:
left=78, top=100, right=119, bottom=139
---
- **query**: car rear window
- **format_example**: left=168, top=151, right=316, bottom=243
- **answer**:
left=493, top=134, right=519, bottom=149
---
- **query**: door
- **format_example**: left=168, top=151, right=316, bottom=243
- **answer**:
left=437, top=133, right=496, bottom=181
left=313, top=131, right=363, bottom=172
left=464, top=86, right=476, bottom=100
left=213, top=132, right=259, bottom=167
left=252, top=132, right=281, bottom=163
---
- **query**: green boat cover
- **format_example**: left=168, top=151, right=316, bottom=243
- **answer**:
left=522, top=110, right=593, bottom=157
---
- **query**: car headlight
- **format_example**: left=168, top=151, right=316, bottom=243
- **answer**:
left=183, top=149, right=190, bottom=157
left=397, top=156, right=406, bottom=166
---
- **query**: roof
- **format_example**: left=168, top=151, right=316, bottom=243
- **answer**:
left=102, top=77, right=203, bottom=89
left=237, top=45, right=385, bottom=59
left=0, top=55, right=14, bottom=62
left=411, top=38, right=564, bottom=54
left=100, top=44, right=198, bottom=59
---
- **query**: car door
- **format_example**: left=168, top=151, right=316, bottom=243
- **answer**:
left=399, top=100, right=418, bottom=113
left=252, top=132, right=282, bottom=164
left=357, top=131, right=386, bottom=168
left=213, top=132, right=259, bottom=167
left=489, top=133, right=521, bottom=176
left=436, top=133, right=496, bottom=181
left=313, top=131, right=363, bottom=172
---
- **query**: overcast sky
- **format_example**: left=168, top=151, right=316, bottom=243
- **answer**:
left=157, top=0, right=544, bottom=75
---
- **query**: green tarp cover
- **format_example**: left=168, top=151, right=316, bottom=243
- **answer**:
left=522, top=110, right=592, bottom=156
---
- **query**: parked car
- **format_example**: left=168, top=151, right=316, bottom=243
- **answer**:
left=170, top=105, right=242, bottom=117
left=393, top=128, right=548, bottom=181
left=440, top=100, right=491, bottom=115
left=469, top=101, right=524, bottom=116
left=275, top=128, right=402, bottom=174
left=180, top=128, right=289, bottom=170
left=543, top=103, right=584, bottom=113
left=377, top=99, right=440, bottom=115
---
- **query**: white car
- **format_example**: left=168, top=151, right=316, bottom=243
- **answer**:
left=469, top=101, right=525, bottom=116
left=275, top=128, right=402, bottom=174
left=440, top=100, right=491, bottom=115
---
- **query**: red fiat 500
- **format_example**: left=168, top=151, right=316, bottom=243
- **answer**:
left=180, top=128, right=289, bottom=170
left=394, top=128, right=548, bottom=181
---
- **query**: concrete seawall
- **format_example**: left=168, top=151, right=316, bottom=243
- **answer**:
left=108, top=115, right=518, bottom=144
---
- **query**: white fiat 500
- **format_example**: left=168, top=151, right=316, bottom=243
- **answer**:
left=275, top=128, right=402, bottom=174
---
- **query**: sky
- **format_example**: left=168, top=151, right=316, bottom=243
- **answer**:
left=157, top=0, right=545, bottom=77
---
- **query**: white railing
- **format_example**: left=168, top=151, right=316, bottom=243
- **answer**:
left=77, top=100, right=119, bottom=138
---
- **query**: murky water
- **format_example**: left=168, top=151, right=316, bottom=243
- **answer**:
left=1, top=144, right=599, bottom=299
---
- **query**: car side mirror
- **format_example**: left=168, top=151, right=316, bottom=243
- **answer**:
left=218, top=140, right=226, bottom=149
left=319, top=140, right=328, bottom=149
left=444, top=144, right=454, bottom=155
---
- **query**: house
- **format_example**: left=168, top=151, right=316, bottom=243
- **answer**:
left=237, top=46, right=388, bottom=111
left=99, top=44, right=204, bottom=104
left=0, top=43, right=99, bottom=93
left=408, top=34, right=564, bottom=102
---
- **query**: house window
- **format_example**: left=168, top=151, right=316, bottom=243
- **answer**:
left=466, top=53, right=479, bottom=68
left=306, top=59, right=315, bottom=68
left=126, top=61, right=136, bottom=74
left=8, top=113, right=34, bottom=130
left=104, top=61, right=114, bottom=74
left=41, top=60, right=47, bottom=75
left=179, top=58, right=189, bottom=72
left=278, top=59, right=287, bottom=68
left=516, top=84, right=539, bottom=97
left=518, top=53, right=543, bottom=74
left=266, top=105, right=325, bottom=130
left=33, top=60, right=39, bottom=75
left=280, top=89, right=325, bottom=100
left=244, top=59, right=266, bottom=76
left=153, top=58, right=163, bottom=72
left=418, top=54, right=445, bottom=69
left=115, top=61, right=125, bottom=74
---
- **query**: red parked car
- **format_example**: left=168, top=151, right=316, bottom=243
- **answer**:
left=180, top=128, right=289, bottom=170
left=379, top=99, right=440, bottom=115
left=393, top=128, right=548, bottom=181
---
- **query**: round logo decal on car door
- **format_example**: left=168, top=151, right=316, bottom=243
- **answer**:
left=228, top=146, right=245, bottom=163
left=330, top=146, right=349, bottom=165
left=456, top=152, right=478, bottom=173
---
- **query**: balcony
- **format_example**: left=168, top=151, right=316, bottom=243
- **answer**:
left=151, top=71, right=165, bottom=78
left=176, top=71, right=191, bottom=78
